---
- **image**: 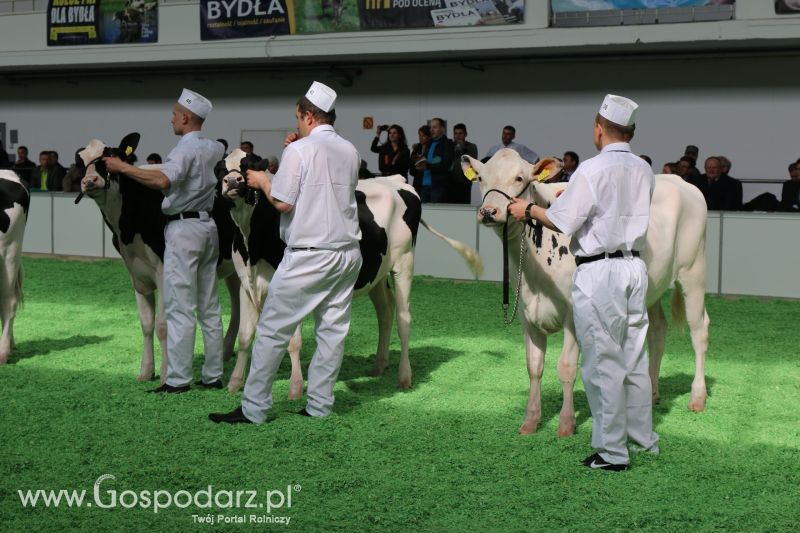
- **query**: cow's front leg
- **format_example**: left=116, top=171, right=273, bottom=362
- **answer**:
left=222, top=273, right=240, bottom=362
left=367, top=280, right=394, bottom=378
left=557, top=321, right=579, bottom=437
left=228, top=287, right=258, bottom=394
left=392, top=256, right=414, bottom=389
left=0, top=284, right=18, bottom=365
left=134, top=290, right=157, bottom=381
left=520, top=319, right=547, bottom=435
left=287, top=324, right=304, bottom=400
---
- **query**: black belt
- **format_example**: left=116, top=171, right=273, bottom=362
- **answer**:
left=290, top=247, right=319, bottom=251
left=166, top=211, right=207, bottom=222
left=575, top=250, right=639, bottom=266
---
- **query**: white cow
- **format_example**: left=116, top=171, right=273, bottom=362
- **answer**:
left=464, top=149, right=709, bottom=435
left=0, top=171, right=29, bottom=364
left=220, top=149, right=484, bottom=394
left=78, top=135, right=240, bottom=383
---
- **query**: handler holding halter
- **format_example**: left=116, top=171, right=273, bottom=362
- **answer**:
left=508, top=94, right=659, bottom=471
left=210, top=81, right=363, bottom=424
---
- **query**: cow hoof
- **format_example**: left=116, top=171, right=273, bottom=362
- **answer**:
left=137, top=372, right=155, bottom=382
left=518, top=421, right=539, bottom=435
left=688, top=398, right=706, bottom=412
left=288, top=381, right=304, bottom=400
left=557, top=419, right=576, bottom=437
left=0, top=355, right=8, bottom=365
left=397, top=378, right=412, bottom=389
left=369, top=360, right=388, bottom=377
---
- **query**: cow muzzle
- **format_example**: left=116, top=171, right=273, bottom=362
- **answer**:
left=479, top=205, right=504, bottom=225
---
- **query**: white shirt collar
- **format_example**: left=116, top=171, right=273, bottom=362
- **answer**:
left=601, top=142, right=631, bottom=153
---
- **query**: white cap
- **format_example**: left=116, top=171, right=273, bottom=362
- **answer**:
left=598, top=94, right=638, bottom=126
left=305, top=81, right=337, bottom=112
left=178, top=88, right=213, bottom=119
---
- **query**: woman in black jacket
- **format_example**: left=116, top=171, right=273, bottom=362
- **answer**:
left=370, top=124, right=410, bottom=178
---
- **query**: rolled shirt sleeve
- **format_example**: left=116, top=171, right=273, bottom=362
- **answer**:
left=545, top=170, right=595, bottom=236
left=160, top=149, right=191, bottom=187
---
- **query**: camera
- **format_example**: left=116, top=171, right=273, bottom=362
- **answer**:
left=378, top=125, right=389, bottom=132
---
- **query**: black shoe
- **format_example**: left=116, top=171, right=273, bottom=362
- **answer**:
left=209, top=406, right=253, bottom=424
left=147, top=383, right=190, bottom=394
left=196, top=379, right=224, bottom=390
left=581, top=452, right=629, bottom=471
left=297, top=408, right=313, bottom=417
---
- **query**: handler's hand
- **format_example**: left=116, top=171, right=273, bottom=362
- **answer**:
left=245, top=170, right=270, bottom=193
left=102, top=156, right=128, bottom=175
left=284, top=132, right=300, bottom=147
left=507, top=197, right=530, bottom=222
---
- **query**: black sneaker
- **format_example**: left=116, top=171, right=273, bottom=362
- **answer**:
left=208, top=406, right=254, bottom=424
left=581, top=453, right=629, bottom=471
left=147, top=383, right=190, bottom=394
left=297, top=408, right=313, bottom=417
left=196, top=379, right=224, bottom=390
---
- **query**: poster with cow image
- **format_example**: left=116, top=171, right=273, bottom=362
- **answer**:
left=47, top=0, right=158, bottom=46
left=200, top=0, right=295, bottom=40
left=358, top=0, right=522, bottom=30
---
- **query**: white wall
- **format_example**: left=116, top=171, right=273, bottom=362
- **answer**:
left=2, top=55, right=799, bottom=182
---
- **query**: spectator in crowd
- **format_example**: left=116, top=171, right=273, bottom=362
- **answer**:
left=415, top=118, right=454, bottom=203
left=0, top=141, right=9, bottom=168
left=561, top=151, right=579, bottom=182
left=676, top=156, right=696, bottom=180
left=240, top=141, right=262, bottom=161
left=30, top=150, right=64, bottom=191
left=662, top=162, right=679, bottom=174
left=409, top=125, right=431, bottom=198
left=718, top=156, right=735, bottom=179
left=483, top=125, right=538, bottom=164
left=62, top=162, right=83, bottom=193
left=689, top=156, right=742, bottom=211
left=13, top=145, right=36, bottom=185
left=147, top=153, right=163, bottom=164
left=50, top=151, right=66, bottom=176
left=370, top=124, right=410, bottom=178
left=639, top=154, right=652, bottom=166
left=450, top=123, right=478, bottom=203
left=267, top=156, right=279, bottom=175
left=780, top=161, right=800, bottom=212
left=358, top=159, right=374, bottom=180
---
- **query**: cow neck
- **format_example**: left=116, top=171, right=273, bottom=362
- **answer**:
left=229, top=199, right=255, bottom=242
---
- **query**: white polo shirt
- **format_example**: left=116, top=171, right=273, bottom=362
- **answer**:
left=270, top=124, right=361, bottom=248
left=160, top=131, right=224, bottom=215
left=545, top=142, right=654, bottom=257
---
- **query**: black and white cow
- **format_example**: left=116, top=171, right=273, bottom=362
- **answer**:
left=77, top=134, right=240, bottom=383
left=0, top=171, right=30, bottom=364
left=219, top=149, right=483, bottom=394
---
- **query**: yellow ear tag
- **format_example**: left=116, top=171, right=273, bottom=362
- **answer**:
left=536, top=169, right=550, bottom=182
left=125, top=146, right=133, bottom=157
left=464, top=167, right=477, bottom=181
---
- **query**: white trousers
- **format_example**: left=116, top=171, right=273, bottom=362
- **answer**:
left=242, top=245, right=362, bottom=423
left=163, top=217, right=224, bottom=387
left=573, top=257, right=659, bottom=465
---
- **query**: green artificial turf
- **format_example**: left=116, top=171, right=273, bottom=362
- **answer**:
left=1, top=257, right=798, bottom=531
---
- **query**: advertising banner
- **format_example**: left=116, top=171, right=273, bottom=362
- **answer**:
left=200, top=0, right=295, bottom=40
left=47, top=0, right=158, bottom=46
left=551, top=0, right=733, bottom=11
left=775, top=1, right=800, bottom=14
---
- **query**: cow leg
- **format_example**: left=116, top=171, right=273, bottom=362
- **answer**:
left=520, top=319, right=546, bottom=435
left=678, top=276, right=709, bottom=412
left=156, top=269, right=168, bottom=385
left=392, top=254, right=414, bottom=389
left=286, top=323, right=304, bottom=400
left=367, top=280, right=394, bottom=378
left=134, top=290, right=157, bottom=381
left=228, top=288, right=258, bottom=394
left=223, top=273, right=240, bottom=362
left=556, top=321, right=579, bottom=437
left=646, top=300, right=667, bottom=404
left=0, top=263, right=20, bottom=364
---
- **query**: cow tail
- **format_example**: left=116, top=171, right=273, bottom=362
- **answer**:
left=671, top=283, right=686, bottom=330
left=419, top=219, right=484, bottom=277
left=15, top=263, right=24, bottom=309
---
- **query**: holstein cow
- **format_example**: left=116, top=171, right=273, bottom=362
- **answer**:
left=219, top=149, right=484, bottom=394
left=464, top=149, right=709, bottom=435
left=77, top=134, right=240, bottom=383
left=0, top=171, right=29, bottom=364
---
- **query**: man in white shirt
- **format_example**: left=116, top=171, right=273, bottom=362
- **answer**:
left=483, top=125, right=538, bottom=164
left=210, top=81, right=363, bottom=424
left=509, top=94, right=659, bottom=471
left=104, top=89, right=226, bottom=393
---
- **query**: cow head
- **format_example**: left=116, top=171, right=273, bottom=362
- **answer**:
left=76, top=133, right=140, bottom=201
left=218, top=148, right=269, bottom=205
left=463, top=148, right=563, bottom=226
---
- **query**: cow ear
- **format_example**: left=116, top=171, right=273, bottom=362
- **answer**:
left=531, top=156, right=563, bottom=183
left=118, top=133, right=141, bottom=158
left=460, top=155, right=483, bottom=182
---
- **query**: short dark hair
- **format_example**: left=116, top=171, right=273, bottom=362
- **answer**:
left=147, top=153, right=162, bottom=164
left=39, top=150, right=49, bottom=157
left=679, top=155, right=695, bottom=166
left=595, top=114, right=635, bottom=141
left=453, top=123, right=467, bottom=134
left=418, top=125, right=431, bottom=136
left=49, top=151, right=59, bottom=160
left=18, top=146, right=28, bottom=154
left=240, top=141, right=253, bottom=150
left=431, top=117, right=446, bottom=129
left=789, top=162, right=797, bottom=172
left=564, top=151, right=579, bottom=164
left=639, top=154, right=652, bottom=165
left=503, top=125, right=516, bottom=135
left=296, top=96, right=336, bottom=125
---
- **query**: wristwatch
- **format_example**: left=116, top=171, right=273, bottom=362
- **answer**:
left=524, top=203, right=534, bottom=222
